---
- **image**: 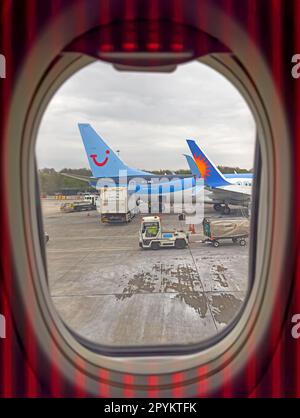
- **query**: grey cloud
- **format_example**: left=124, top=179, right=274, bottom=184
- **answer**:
left=36, top=60, right=255, bottom=171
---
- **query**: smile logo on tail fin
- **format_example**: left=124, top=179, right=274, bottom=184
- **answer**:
left=90, top=150, right=110, bottom=167
left=193, top=154, right=211, bottom=179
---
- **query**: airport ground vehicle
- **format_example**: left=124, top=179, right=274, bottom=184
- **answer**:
left=60, top=201, right=95, bottom=213
left=99, top=186, right=138, bottom=223
left=202, top=217, right=249, bottom=247
left=139, top=216, right=189, bottom=250
left=83, top=193, right=98, bottom=207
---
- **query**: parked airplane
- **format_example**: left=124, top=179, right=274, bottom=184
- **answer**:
left=185, top=140, right=252, bottom=214
left=62, top=124, right=204, bottom=209
left=184, top=154, right=253, bottom=186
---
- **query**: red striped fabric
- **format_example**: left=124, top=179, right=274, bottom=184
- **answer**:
left=0, top=0, right=299, bottom=397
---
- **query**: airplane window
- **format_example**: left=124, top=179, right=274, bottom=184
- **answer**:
left=36, top=60, right=256, bottom=350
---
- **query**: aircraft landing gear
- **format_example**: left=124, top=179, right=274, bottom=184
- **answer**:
left=213, top=203, right=231, bottom=215
left=221, top=204, right=231, bottom=215
left=213, top=203, right=222, bottom=212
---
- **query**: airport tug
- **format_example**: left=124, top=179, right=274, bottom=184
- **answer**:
left=139, top=216, right=189, bottom=250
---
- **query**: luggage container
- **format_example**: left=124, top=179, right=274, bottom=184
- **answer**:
left=202, top=217, right=250, bottom=247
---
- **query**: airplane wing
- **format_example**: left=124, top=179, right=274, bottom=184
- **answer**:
left=209, top=184, right=251, bottom=205
left=60, top=172, right=95, bottom=183
left=61, top=171, right=193, bottom=188
left=216, top=184, right=251, bottom=196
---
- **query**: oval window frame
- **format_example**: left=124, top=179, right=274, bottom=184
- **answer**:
left=3, top=3, right=292, bottom=395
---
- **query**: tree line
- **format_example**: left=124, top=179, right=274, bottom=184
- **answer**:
left=38, top=166, right=253, bottom=195
left=38, top=168, right=93, bottom=195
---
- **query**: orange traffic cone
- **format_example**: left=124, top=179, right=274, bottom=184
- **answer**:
left=188, top=224, right=196, bottom=234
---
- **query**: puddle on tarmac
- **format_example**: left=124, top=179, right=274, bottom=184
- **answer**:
left=173, top=292, right=208, bottom=318
left=210, top=293, right=243, bottom=324
left=115, top=269, right=159, bottom=300
left=161, top=264, right=207, bottom=317
left=160, top=264, right=200, bottom=292
left=116, top=262, right=243, bottom=324
left=211, top=264, right=229, bottom=288
left=116, top=263, right=209, bottom=317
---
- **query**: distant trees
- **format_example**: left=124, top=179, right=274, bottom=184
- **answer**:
left=60, top=168, right=92, bottom=177
left=150, top=167, right=252, bottom=176
left=38, top=165, right=252, bottom=195
left=217, top=166, right=253, bottom=174
left=38, top=168, right=61, bottom=194
left=38, top=168, right=93, bottom=195
left=150, top=169, right=190, bottom=176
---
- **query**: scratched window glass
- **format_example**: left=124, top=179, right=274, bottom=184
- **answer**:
left=36, top=60, right=256, bottom=347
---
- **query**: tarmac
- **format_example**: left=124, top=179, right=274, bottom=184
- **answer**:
left=42, top=199, right=249, bottom=347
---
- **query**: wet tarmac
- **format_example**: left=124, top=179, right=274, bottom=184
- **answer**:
left=43, top=199, right=249, bottom=347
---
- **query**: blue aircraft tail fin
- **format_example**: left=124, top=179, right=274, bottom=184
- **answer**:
left=184, top=154, right=200, bottom=177
left=78, top=123, right=150, bottom=178
left=186, top=139, right=230, bottom=188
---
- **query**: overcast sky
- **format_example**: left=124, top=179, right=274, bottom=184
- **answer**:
left=36, top=60, right=256, bottom=171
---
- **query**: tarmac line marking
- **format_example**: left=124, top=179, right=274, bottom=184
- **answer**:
left=188, top=246, right=219, bottom=332
left=51, top=235, right=138, bottom=240
left=47, top=247, right=135, bottom=253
